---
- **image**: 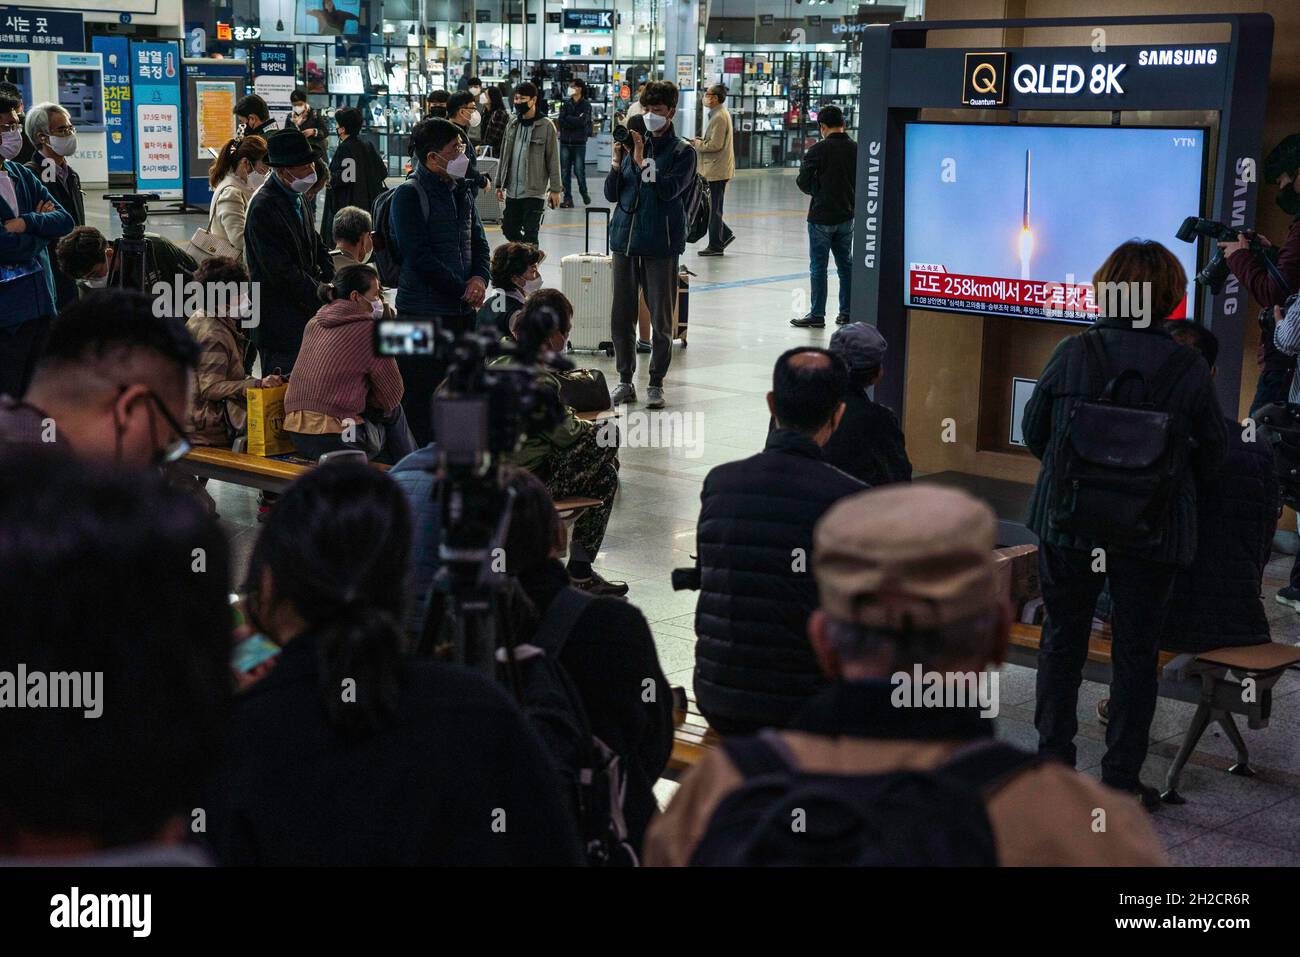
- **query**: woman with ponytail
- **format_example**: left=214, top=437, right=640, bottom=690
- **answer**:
left=205, top=462, right=582, bottom=865
left=282, top=264, right=415, bottom=463
left=206, top=134, right=269, bottom=258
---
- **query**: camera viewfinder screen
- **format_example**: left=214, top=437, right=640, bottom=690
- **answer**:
left=902, top=123, right=1206, bottom=324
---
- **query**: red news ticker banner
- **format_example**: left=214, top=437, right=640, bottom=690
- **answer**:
left=909, top=267, right=1099, bottom=320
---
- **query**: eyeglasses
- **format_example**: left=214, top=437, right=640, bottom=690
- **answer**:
left=0, top=120, right=20, bottom=133
left=49, top=124, right=74, bottom=136
left=139, top=388, right=192, bottom=465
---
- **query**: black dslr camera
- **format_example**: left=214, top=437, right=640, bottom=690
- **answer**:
left=1176, top=216, right=1278, bottom=296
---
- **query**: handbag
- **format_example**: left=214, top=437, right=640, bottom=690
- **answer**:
left=188, top=185, right=241, bottom=263
left=245, top=383, right=293, bottom=457
left=557, top=368, right=612, bottom=413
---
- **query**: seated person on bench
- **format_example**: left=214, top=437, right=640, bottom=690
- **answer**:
left=489, top=288, right=627, bottom=596
left=186, top=256, right=282, bottom=449
left=282, top=264, right=416, bottom=464
left=476, top=241, right=544, bottom=338
left=646, top=484, right=1168, bottom=867
left=0, top=289, right=196, bottom=468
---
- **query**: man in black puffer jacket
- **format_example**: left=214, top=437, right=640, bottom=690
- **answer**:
left=693, top=347, right=866, bottom=734
left=1159, top=321, right=1276, bottom=652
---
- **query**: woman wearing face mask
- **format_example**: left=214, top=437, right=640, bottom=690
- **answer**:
left=205, top=134, right=270, bottom=262
left=481, top=86, right=509, bottom=159
left=476, top=240, right=544, bottom=337
left=184, top=255, right=282, bottom=448
left=283, top=264, right=414, bottom=463
left=23, top=103, right=84, bottom=311
left=321, top=106, right=387, bottom=246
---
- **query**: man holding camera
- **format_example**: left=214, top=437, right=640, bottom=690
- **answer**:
left=1218, top=134, right=1300, bottom=414
left=607, top=81, right=697, bottom=410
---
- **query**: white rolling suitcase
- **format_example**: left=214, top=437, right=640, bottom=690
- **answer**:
left=562, top=207, right=614, bottom=356
left=474, top=146, right=502, bottom=224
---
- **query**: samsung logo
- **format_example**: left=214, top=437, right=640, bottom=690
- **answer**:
left=1137, top=47, right=1218, bottom=67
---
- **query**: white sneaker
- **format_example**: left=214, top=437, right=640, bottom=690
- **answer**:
left=646, top=386, right=665, bottom=409
left=610, top=382, right=637, bottom=405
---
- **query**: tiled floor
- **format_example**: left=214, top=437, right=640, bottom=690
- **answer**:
left=96, top=169, right=1300, bottom=864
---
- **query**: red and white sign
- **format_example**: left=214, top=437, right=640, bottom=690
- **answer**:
left=908, top=265, right=1098, bottom=320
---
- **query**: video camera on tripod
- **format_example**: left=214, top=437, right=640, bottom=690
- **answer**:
left=374, top=312, right=570, bottom=678
left=1253, top=402, right=1300, bottom=510
left=103, top=193, right=161, bottom=291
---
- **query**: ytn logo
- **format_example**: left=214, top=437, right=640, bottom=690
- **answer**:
left=962, top=52, right=1007, bottom=107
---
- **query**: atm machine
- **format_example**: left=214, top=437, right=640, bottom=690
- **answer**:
left=0, top=51, right=34, bottom=108
left=26, top=50, right=108, bottom=186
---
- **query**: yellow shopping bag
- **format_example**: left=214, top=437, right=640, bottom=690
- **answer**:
left=245, top=383, right=293, bottom=457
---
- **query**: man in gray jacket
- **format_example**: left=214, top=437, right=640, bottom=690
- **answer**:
left=495, top=82, right=561, bottom=247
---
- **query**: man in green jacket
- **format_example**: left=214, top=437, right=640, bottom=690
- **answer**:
left=488, top=288, right=627, bottom=596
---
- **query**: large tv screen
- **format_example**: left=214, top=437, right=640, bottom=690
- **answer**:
left=903, top=123, right=1207, bottom=324
left=296, top=0, right=361, bottom=36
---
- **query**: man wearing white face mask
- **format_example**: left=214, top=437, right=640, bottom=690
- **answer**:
left=447, top=91, right=491, bottom=199
left=390, top=118, right=490, bottom=444
left=24, top=103, right=83, bottom=311
left=0, top=93, right=74, bottom=400
left=244, top=128, right=335, bottom=376
left=464, top=76, right=485, bottom=147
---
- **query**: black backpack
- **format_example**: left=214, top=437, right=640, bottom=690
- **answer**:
left=1048, top=329, right=1200, bottom=548
left=510, top=587, right=637, bottom=867
left=684, top=173, right=711, bottom=244
left=690, top=733, right=1039, bottom=866
left=369, top=177, right=427, bottom=288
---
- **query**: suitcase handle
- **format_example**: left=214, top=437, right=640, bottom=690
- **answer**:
left=585, top=206, right=610, bottom=256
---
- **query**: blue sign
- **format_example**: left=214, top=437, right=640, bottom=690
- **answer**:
left=130, top=40, right=184, bottom=199
left=0, top=6, right=84, bottom=51
left=92, top=36, right=133, bottom=177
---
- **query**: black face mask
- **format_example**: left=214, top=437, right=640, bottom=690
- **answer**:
left=1278, top=187, right=1300, bottom=217
left=514, top=100, right=532, bottom=117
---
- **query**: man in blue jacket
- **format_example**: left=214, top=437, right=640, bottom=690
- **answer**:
left=391, top=118, right=490, bottom=444
left=0, top=93, right=74, bottom=400
left=606, top=81, right=696, bottom=410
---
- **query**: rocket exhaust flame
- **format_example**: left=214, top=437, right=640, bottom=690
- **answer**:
left=1020, top=149, right=1033, bottom=280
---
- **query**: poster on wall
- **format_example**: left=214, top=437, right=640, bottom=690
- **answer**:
left=92, top=35, right=134, bottom=176
left=675, top=54, right=695, bottom=92
left=252, top=44, right=296, bottom=129
left=195, top=80, right=236, bottom=157
left=131, top=40, right=183, bottom=200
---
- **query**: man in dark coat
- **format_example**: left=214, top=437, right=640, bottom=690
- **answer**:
left=244, top=128, right=334, bottom=375
left=391, top=118, right=489, bottom=444
left=824, top=321, right=912, bottom=487
left=692, top=347, right=866, bottom=734
left=1022, top=240, right=1227, bottom=805
left=557, top=77, right=592, bottom=207
left=320, top=106, right=387, bottom=245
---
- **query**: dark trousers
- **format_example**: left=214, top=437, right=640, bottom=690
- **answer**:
left=706, top=178, right=733, bottom=250
left=1034, top=542, right=1177, bottom=787
left=502, top=196, right=545, bottom=246
left=1251, top=366, right=1293, bottom=417
left=0, top=315, right=51, bottom=400
left=611, top=252, right=677, bottom=387
left=288, top=404, right=416, bottom=465
left=560, top=143, right=590, bottom=203
left=808, top=220, right=853, bottom=318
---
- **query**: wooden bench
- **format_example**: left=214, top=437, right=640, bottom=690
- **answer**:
left=183, top=447, right=601, bottom=524
left=999, top=547, right=1300, bottom=803
left=667, top=690, right=719, bottom=779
